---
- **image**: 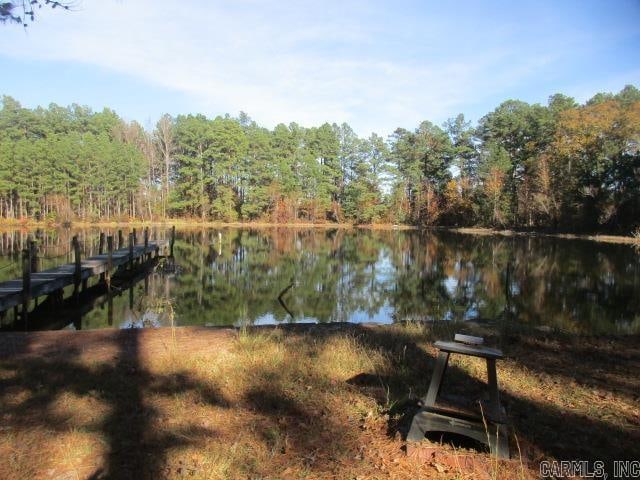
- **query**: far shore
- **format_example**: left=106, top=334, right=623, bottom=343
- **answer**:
left=447, top=226, right=640, bottom=245
left=0, top=219, right=638, bottom=245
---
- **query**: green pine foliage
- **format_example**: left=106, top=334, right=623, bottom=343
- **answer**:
left=1, top=85, right=639, bottom=232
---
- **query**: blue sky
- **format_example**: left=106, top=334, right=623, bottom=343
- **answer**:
left=1, top=0, right=639, bottom=136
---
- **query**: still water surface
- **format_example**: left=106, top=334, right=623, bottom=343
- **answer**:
left=0, top=228, right=638, bottom=334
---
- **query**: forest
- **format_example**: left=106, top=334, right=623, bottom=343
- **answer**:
left=0, top=85, right=638, bottom=233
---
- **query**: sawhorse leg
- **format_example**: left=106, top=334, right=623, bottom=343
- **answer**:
left=486, top=358, right=502, bottom=420
left=423, top=351, right=449, bottom=407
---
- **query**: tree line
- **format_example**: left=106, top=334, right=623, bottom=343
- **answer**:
left=0, top=85, right=638, bottom=232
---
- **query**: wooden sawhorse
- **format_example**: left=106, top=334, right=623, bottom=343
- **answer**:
left=407, top=334, right=509, bottom=459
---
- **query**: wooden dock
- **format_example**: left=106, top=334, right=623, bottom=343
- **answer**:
left=3, top=256, right=160, bottom=331
left=0, top=228, right=174, bottom=318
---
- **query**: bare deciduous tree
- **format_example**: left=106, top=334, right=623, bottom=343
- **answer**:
left=155, top=114, right=175, bottom=218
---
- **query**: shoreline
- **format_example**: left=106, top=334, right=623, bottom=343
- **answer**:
left=0, top=219, right=412, bottom=231
left=1, top=321, right=637, bottom=350
left=0, top=220, right=637, bottom=245
left=447, top=226, right=640, bottom=245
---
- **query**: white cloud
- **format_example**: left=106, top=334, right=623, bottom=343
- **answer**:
left=3, top=0, right=634, bottom=135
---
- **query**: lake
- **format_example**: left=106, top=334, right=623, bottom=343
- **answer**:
left=0, top=227, right=638, bottom=334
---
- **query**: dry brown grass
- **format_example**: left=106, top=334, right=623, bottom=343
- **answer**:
left=0, top=323, right=637, bottom=479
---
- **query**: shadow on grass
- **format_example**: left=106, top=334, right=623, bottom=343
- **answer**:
left=338, top=323, right=640, bottom=472
left=502, top=330, right=640, bottom=401
left=0, top=326, right=360, bottom=479
left=0, top=323, right=638, bottom=478
left=0, top=329, right=228, bottom=479
left=237, top=333, right=369, bottom=477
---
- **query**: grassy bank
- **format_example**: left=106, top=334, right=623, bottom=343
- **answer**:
left=0, top=323, right=637, bottom=479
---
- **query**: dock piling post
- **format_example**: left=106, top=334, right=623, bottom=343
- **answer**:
left=30, top=240, right=39, bottom=308
left=99, top=233, right=106, bottom=282
left=106, top=236, right=113, bottom=291
left=129, top=233, right=134, bottom=271
left=30, top=239, right=38, bottom=274
left=133, top=228, right=138, bottom=264
left=21, top=246, right=32, bottom=324
left=144, top=228, right=149, bottom=260
left=170, top=225, right=175, bottom=258
left=72, top=235, right=81, bottom=301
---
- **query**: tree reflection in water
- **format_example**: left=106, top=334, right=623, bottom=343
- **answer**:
left=1, top=228, right=638, bottom=334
